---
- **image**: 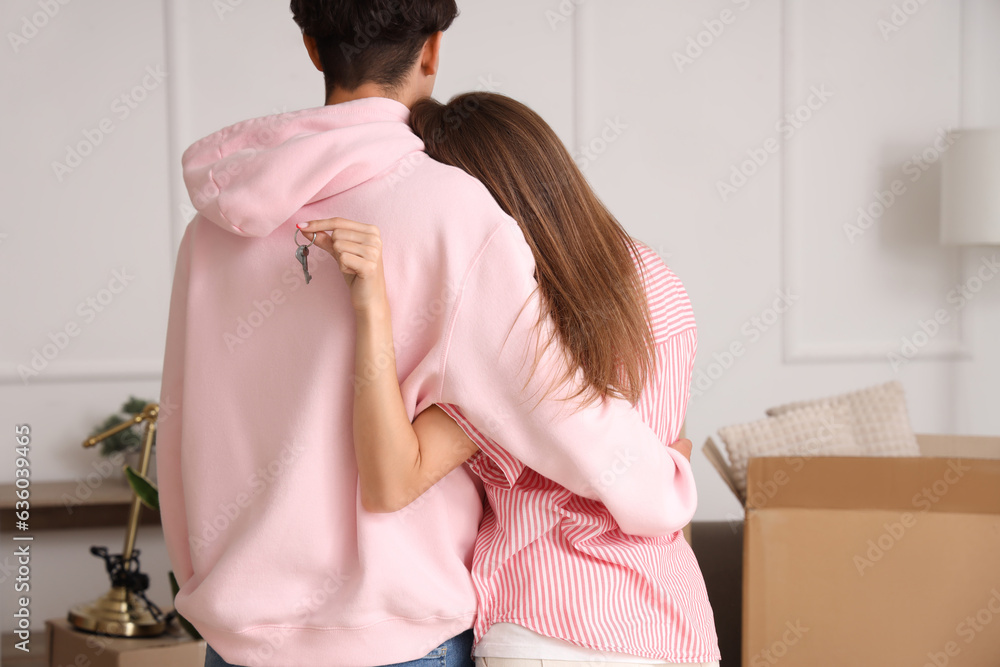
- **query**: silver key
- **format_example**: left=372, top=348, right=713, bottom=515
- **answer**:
left=295, top=243, right=312, bottom=284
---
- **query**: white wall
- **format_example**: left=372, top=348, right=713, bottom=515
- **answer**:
left=2, top=0, right=997, bottom=636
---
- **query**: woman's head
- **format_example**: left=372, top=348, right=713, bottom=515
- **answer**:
left=409, top=92, right=656, bottom=407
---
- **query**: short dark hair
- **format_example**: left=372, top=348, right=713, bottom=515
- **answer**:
left=290, top=0, right=458, bottom=96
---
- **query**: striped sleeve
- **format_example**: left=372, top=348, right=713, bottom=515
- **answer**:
left=629, top=241, right=697, bottom=446
left=438, top=402, right=525, bottom=489
left=646, top=327, right=697, bottom=447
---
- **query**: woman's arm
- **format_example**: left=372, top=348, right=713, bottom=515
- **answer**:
left=298, top=217, right=479, bottom=513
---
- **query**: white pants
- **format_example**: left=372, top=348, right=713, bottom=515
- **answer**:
left=475, top=659, right=720, bottom=667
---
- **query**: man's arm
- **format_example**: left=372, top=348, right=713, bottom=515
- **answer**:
left=437, top=220, right=697, bottom=537
left=155, top=222, right=196, bottom=588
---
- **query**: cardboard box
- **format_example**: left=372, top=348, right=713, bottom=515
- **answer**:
left=46, top=616, right=205, bottom=667
left=704, top=433, right=1000, bottom=666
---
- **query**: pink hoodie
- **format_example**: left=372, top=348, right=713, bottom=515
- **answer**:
left=157, top=96, right=697, bottom=667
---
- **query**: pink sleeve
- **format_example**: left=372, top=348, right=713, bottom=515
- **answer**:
left=155, top=222, right=196, bottom=588
left=437, top=221, right=697, bottom=537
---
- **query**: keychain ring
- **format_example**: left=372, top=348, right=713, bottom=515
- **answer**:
left=294, top=228, right=317, bottom=247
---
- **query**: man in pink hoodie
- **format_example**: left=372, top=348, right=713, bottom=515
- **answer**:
left=156, top=2, right=698, bottom=667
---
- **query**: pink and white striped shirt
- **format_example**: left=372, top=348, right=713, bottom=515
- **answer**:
left=440, top=241, right=721, bottom=663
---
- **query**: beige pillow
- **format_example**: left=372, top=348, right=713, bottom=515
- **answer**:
left=718, top=402, right=862, bottom=496
left=765, top=380, right=920, bottom=457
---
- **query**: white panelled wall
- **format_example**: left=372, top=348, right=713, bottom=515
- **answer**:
left=2, top=0, right=997, bottom=636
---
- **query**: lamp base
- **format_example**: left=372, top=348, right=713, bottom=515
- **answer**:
left=68, top=586, right=167, bottom=637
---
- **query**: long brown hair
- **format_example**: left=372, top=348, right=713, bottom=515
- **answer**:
left=409, top=92, right=655, bottom=407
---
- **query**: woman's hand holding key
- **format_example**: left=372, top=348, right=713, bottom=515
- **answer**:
left=296, top=218, right=388, bottom=315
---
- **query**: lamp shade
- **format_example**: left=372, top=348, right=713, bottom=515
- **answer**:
left=940, top=127, right=1000, bottom=245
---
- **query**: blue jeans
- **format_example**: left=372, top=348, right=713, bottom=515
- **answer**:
left=204, top=629, right=474, bottom=667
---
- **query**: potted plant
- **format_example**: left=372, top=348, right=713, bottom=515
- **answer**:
left=88, top=396, right=158, bottom=484
left=123, top=466, right=202, bottom=640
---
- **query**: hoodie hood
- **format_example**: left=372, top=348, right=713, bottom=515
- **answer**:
left=180, top=96, right=424, bottom=238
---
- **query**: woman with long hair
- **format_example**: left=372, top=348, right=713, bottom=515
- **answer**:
left=297, top=92, right=720, bottom=667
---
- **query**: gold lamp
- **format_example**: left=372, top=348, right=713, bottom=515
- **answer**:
left=67, top=402, right=167, bottom=637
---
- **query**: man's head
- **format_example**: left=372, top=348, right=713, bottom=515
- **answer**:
left=290, top=0, right=458, bottom=107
